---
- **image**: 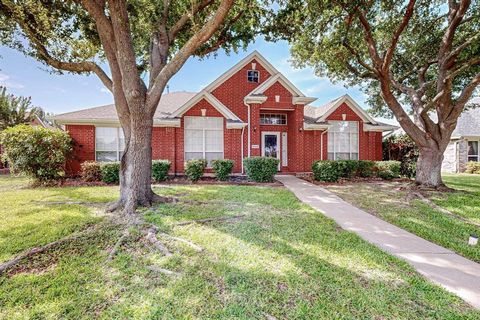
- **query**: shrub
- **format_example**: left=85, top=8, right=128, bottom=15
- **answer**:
left=375, top=161, right=401, bottom=180
left=211, top=159, right=234, bottom=181
left=243, top=157, right=279, bottom=182
left=100, top=162, right=120, bottom=184
left=357, top=160, right=375, bottom=177
left=185, top=159, right=206, bottom=182
left=466, top=161, right=480, bottom=174
left=81, top=161, right=101, bottom=182
left=312, top=160, right=341, bottom=182
left=152, top=160, right=171, bottom=182
left=336, top=160, right=360, bottom=178
left=383, top=134, right=418, bottom=179
left=400, top=161, right=417, bottom=179
left=0, top=124, right=72, bottom=181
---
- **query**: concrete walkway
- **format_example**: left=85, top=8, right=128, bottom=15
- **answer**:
left=276, top=175, right=480, bottom=309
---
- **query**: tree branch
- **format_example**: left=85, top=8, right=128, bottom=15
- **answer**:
left=168, top=0, right=215, bottom=43
left=147, top=0, right=235, bottom=111
left=383, top=0, right=416, bottom=71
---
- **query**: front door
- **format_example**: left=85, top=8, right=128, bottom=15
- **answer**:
left=261, top=132, right=281, bottom=170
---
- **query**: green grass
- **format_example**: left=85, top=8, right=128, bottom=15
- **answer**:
left=325, top=174, right=480, bottom=263
left=0, top=175, right=479, bottom=319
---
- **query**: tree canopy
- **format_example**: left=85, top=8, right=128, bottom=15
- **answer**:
left=268, top=0, right=480, bottom=186
left=0, top=86, right=44, bottom=130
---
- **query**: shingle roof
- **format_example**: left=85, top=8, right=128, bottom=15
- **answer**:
left=54, top=91, right=196, bottom=122
left=452, top=97, right=480, bottom=137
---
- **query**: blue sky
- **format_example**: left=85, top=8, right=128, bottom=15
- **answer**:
left=0, top=37, right=369, bottom=116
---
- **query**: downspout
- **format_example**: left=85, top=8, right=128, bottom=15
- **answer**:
left=240, top=126, right=245, bottom=174
left=244, top=100, right=251, bottom=158
left=320, top=128, right=329, bottom=160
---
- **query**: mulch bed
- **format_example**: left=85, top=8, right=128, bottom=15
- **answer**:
left=300, top=175, right=412, bottom=186
left=25, top=175, right=283, bottom=188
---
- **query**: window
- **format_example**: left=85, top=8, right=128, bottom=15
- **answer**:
left=468, top=141, right=479, bottom=162
left=247, top=70, right=259, bottom=83
left=184, top=116, right=223, bottom=166
left=95, top=127, right=124, bottom=161
left=328, top=121, right=359, bottom=160
left=260, top=114, right=287, bottom=125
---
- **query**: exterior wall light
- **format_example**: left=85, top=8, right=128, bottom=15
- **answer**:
left=469, top=234, right=478, bottom=246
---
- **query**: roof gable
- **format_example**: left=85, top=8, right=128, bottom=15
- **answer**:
left=169, top=91, right=242, bottom=122
left=248, top=73, right=304, bottom=97
left=316, top=94, right=377, bottom=124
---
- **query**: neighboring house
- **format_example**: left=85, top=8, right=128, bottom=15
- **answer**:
left=442, top=97, right=480, bottom=173
left=53, top=51, right=396, bottom=175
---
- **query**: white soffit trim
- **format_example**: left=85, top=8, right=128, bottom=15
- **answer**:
left=203, top=50, right=279, bottom=93
left=226, top=122, right=247, bottom=129
left=248, top=73, right=306, bottom=97
left=317, top=94, right=377, bottom=125
left=244, top=95, right=268, bottom=104
left=303, top=122, right=330, bottom=130
left=169, top=91, right=242, bottom=122
left=55, top=118, right=181, bottom=128
left=293, top=96, right=317, bottom=105
left=363, top=123, right=398, bottom=132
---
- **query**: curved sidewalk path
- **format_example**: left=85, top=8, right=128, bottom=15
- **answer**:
left=276, top=175, right=480, bottom=309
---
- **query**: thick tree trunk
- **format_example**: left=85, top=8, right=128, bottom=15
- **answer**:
left=415, top=146, right=445, bottom=188
left=114, top=114, right=156, bottom=214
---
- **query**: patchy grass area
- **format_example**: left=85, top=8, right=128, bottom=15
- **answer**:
left=325, top=174, right=480, bottom=263
left=0, top=176, right=479, bottom=319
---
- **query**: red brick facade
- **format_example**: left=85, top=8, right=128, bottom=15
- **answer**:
left=64, top=54, right=385, bottom=175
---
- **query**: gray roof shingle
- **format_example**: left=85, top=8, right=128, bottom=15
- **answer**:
left=54, top=91, right=197, bottom=121
left=452, top=97, right=480, bottom=137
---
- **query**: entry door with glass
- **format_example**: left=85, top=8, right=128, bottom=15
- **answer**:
left=261, top=132, right=281, bottom=170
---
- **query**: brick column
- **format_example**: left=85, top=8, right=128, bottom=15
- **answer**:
left=293, top=105, right=305, bottom=172
left=250, top=104, right=261, bottom=156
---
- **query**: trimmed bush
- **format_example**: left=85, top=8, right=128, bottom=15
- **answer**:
left=466, top=161, right=480, bottom=174
left=0, top=124, right=72, bottom=181
left=243, top=157, right=279, bottom=182
left=152, top=160, right=171, bottom=182
left=312, top=160, right=341, bottom=182
left=100, top=162, right=120, bottom=184
left=375, top=161, right=401, bottom=180
left=185, top=159, right=206, bottom=182
left=357, top=160, right=375, bottom=177
left=81, top=161, right=101, bottom=182
left=212, top=159, right=234, bottom=181
left=336, top=160, right=359, bottom=178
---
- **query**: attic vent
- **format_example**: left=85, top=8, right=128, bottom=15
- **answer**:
left=247, top=70, right=259, bottom=83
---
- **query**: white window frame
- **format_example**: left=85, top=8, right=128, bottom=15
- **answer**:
left=467, top=140, right=480, bottom=162
left=247, top=70, right=260, bottom=83
left=327, top=121, right=359, bottom=160
left=184, top=116, right=224, bottom=167
left=259, top=113, right=287, bottom=125
left=95, top=127, right=124, bottom=162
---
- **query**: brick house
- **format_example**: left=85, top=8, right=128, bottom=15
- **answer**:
left=441, top=97, right=480, bottom=173
left=53, top=51, right=396, bottom=175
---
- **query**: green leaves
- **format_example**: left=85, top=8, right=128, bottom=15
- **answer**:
left=0, top=86, right=43, bottom=131
left=0, top=124, right=72, bottom=181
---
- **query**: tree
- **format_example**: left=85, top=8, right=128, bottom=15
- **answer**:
left=268, top=0, right=480, bottom=188
left=0, top=86, right=43, bottom=130
left=0, top=0, right=265, bottom=213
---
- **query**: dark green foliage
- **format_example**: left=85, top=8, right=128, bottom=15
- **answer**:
left=383, top=134, right=418, bottom=179
left=185, top=159, right=207, bottom=182
left=243, top=157, right=279, bottom=182
left=100, top=162, right=120, bottom=184
left=0, top=124, right=72, bottom=181
left=312, top=161, right=341, bottom=182
left=336, top=160, right=360, bottom=178
left=152, top=160, right=171, bottom=182
left=81, top=161, right=101, bottom=182
left=466, top=162, right=480, bottom=174
left=211, top=159, right=234, bottom=181
left=357, top=160, right=376, bottom=177
left=375, top=161, right=401, bottom=180
left=0, top=86, right=44, bottom=130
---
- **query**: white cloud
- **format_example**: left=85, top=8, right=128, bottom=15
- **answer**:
left=99, top=87, right=110, bottom=94
left=0, top=72, right=25, bottom=89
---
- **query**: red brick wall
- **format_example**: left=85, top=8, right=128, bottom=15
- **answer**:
left=65, top=124, right=95, bottom=175
left=324, top=102, right=382, bottom=161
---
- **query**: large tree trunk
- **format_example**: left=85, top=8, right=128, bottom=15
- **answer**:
left=415, top=146, right=445, bottom=188
left=114, top=113, right=156, bottom=214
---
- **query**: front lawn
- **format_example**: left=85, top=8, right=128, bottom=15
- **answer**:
left=0, top=175, right=478, bottom=319
left=325, top=173, right=480, bottom=263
